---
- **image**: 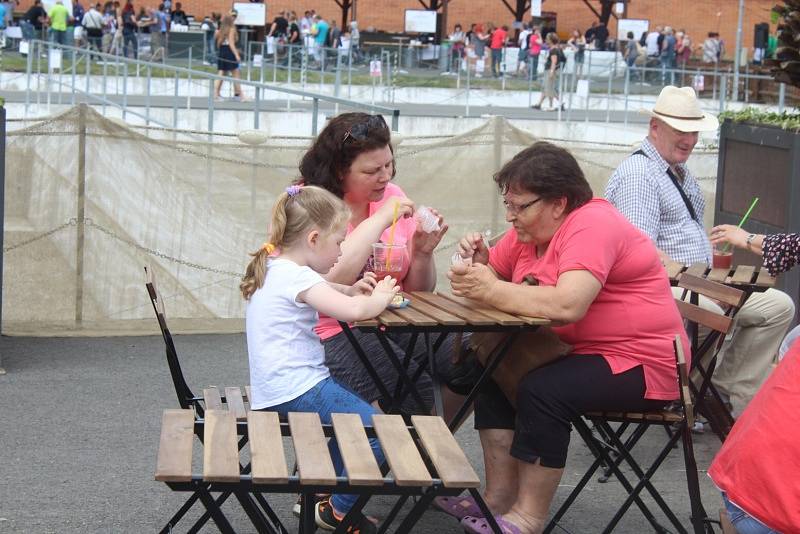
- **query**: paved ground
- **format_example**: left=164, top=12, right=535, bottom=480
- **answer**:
left=0, top=333, right=725, bottom=533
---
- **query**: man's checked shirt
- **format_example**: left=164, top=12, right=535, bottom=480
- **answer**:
left=605, top=137, right=711, bottom=265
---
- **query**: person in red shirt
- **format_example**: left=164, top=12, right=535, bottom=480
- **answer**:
left=490, top=24, right=508, bottom=77
left=445, top=141, right=687, bottom=534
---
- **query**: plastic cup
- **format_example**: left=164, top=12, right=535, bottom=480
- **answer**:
left=371, top=243, right=406, bottom=280
left=712, top=245, right=733, bottom=270
left=415, top=206, right=440, bottom=233
left=451, top=251, right=473, bottom=267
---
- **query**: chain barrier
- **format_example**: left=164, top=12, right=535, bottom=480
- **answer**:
left=2, top=219, right=75, bottom=252
left=4, top=217, right=243, bottom=278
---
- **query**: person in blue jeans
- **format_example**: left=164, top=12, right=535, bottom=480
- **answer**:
left=241, top=184, right=401, bottom=534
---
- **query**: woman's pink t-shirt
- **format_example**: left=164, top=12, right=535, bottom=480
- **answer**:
left=489, top=198, right=687, bottom=400
left=315, top=182, right=416, bottom=340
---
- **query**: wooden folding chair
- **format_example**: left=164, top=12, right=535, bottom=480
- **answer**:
left=545, top=334, right=711, bottom=534
left=674, top=274, right=745, bottom=440
left=144, top=266, right=286, bottom=533
left=547, top=275, right=744, bottom=533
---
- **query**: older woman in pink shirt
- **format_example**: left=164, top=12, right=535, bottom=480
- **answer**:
left=446, top=142, right=687, bottom=534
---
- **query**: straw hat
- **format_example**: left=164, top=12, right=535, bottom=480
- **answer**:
left=643, top=86, right=719, bottom=133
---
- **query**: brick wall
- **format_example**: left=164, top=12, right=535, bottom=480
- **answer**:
left=25, top=0, right=778, bottom=56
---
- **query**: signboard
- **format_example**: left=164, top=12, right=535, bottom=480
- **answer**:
left=42, top=0, right=74, bottom=20
left=369, top=60, right=382, bottom=77
left=531, top=0, right=542, bottom=17
left=233, top=2, right=265, bottom=26
left=617, top=18, right=649, bottom=40
left=404, top=9, right=436, bottom=34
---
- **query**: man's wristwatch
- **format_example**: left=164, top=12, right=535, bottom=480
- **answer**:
left=746, top=233, right=757, bottom=250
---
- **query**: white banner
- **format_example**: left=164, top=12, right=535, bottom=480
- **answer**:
left=531, top=0, right=542, bottom=17
left=233, top=2, right=265, bottom=26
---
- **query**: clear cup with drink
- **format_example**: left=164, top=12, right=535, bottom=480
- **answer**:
left=712, top=243, right=733, bottom=270
left=370, top=243, right=406, bottom=281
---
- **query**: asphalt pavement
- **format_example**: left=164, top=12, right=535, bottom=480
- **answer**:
left=0, top=333, right=724, bottom=533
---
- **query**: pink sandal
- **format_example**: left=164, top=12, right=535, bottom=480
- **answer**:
left=461, top=515, right=524, bottom=534
left=432, top=495, right=485, bottom=520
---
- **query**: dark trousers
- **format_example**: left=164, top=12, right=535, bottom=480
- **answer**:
left=474, top=354, right=667, bottom=468
left=122, top=30, right=137, bottom=58
left=491, top=48, right=502, bottom=77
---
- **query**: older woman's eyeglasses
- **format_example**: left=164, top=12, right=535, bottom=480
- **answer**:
left=503, top=197, right=542, bottom=215
left=342, top=114, right=388, bottom=144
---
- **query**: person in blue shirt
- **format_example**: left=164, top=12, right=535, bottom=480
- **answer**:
left=0, top=3, right=6, bottom=31
left=311, top=14, right=328, bottom=65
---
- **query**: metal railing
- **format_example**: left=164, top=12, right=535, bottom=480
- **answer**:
left=21, top=39, right=400, bottom=135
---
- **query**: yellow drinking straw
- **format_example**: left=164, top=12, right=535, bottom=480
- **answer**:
left=385, top=201, right=400, bottom=271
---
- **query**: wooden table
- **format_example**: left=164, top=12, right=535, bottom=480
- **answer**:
left=339, top=291, right=550, bottom=431
left=665, top=261, right=776, bottom=293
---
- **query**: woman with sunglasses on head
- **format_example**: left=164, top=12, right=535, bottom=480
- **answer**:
left=296, top=112, right=470, bottom=421
left=445, top=142, right=687, bottom=534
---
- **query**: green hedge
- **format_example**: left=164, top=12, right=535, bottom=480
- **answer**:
left=720, top=108, right=800, bottom=132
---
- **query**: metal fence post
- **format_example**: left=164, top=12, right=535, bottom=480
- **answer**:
left=145, top=64, right=151, bottom=125
left=172, top=70, right=179, bottom=128
left=75, top=103, right=87, bottom=326
left=719, top=74, right=727, bottom=114
left=254, top=86, right=260, bottom=129
left=121, top=61, right=127, bottom=120
left=101, top=57, right=107, bottom=115
left=0, top=102, right=6, bottom=347
left=208, top=76, right=214, bottom=132
left=623, top=67, right=630, bottom=127
left=605, top=62, right=613, bottom=124
left=312, top=97, right=319, bottom=136
left=25, top=41, right=33, bottom=117
left=779, top=83, right=786, bottom=112
left=71, top=49, right=76, bottom=106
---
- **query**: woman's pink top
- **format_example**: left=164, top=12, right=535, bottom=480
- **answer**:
left=315, top=182, right=415, bottom=340
left=708, top=341, right=800, bottom=533
left=489, top=198, right=687, bottom=400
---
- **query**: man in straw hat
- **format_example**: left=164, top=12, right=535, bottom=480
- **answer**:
left=606, top=86, right=794, bottom=419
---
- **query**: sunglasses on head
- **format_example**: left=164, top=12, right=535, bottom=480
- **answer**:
left=342, top=114, right=388, bottom=144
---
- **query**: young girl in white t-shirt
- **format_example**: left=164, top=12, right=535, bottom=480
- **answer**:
left=241, top=184, right=398, bottom=534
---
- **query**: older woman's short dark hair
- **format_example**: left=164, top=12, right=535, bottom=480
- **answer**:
left=494, top=141, right=592, bottom=213
left=298, top=112, right=395, bottom=198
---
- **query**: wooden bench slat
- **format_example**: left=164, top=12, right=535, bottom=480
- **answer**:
left=248, top=411, right=289, bottom=484
left=754, top=268, right=776, bottom=288
left=331, top=413, right=384, bottom=486
left=675, top=299, right=733, bottom=334
left=683, top=263, right=708, bottom=278
left=411, top=415, right=480, bottom=488
left=404, top=293, right=465, bottom=325
left=411, top=292, right=495, bottom=325
left=664, top=260, right=686, bottom=280
left=155, top=409, right=195, bottom=482
left=224, top=387, right=247, bottom=420
left=372, top=414, right=432, bottom=487
left=435, top=293, right=525, bottom=325
left=289, top=412, right=337, bottom=485
left=203, top=387, right=223, bottom=411
left=203, top=410, right=240, bottom=482
left=706, top=267, right=730, bottom=283
left=678, top=274, right=745, bottom=308
left=730, top=265, right=756, bottom=285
